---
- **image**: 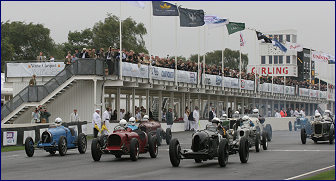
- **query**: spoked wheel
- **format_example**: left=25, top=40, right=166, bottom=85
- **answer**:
left=165, top=128, right=172, bottom=145
left=130, top=138, right=139, bottom=161
left=218, top=138, right=229, bottom=167
left=91, top=138, right=102, bottom=161
left=58, top=136, right=67, bottom=156
left=255, top=133, right=261, bottom=152
left=149, top=135, right=159, bottom=158
left=169, top=138, right=181, bottom=167
left=301, top=128, right=307, bottom=144
left=239, top=137, right=249, bottom=163
left=77, top=133, right=87, bottom=154
left=156, top=128, right=162, bottom=146
left=24, top=137, right=35, bottom=157
left=262, top=132, right=268, bottom=150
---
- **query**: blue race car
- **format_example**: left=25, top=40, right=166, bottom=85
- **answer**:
left=288, top=114, right=309, bottom=131
left=24, top=124, right=87, bottom=157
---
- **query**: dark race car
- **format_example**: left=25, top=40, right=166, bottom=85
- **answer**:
left=91, top=125, right=158, bottom=161
left=168, top=119, right=249, bottom=167
left=138, top=119, right=172, bottom=146
left=24, top=124, right=87, bottom=157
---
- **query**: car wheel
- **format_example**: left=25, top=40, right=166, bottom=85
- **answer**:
left=194, top=159, right=202, bottom=163
left=301, top=128, right=307, bottom=144
left=77, top=133, right=87, bottom=154
left=288, top=121, right=292, bottom=131
left=169, top=138, right=181, bottom=167
left=165, top=128, right=172, bottom=145
left=239, top=137, right=249, bottom=163
left=266, top=124, right=272, bottom=141
left=24, top=137, right=34, bottom=157
left=294, top=121, right=297, bottom=131
left=255, top=133, right=261, bottom=153
left=58, top=136, right=67, bottom=156
left=91, top=138, right=102, bottom=161
left=130, top=138, right=139, bottom=161
left=149, top=135, right=158, bottom=158
left=329, top=128, right=334, bottom=144
left=48, top=150, right=56, bottom=155
left=218, top=138, right=229, bottom=167
left=156, top=128, right=162, bottom=146
left=115, top=153, right=122, bottom=159
left=262, top=132, right=268, bottom=150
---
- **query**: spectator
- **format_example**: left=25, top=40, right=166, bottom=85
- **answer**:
left=286, top=108, right=291, bottom=117
left=50, top=56, right=55, bottom=62
left=29, top=74, right=36, bottom=86
left=37, top=52, right=46, bottom=61
left=31, top=107, right=40, bottom=123
left=92, top=109, right=101, bottom=138
left=300, top=108, right=306, bottom=117
left=111, top=110, right=117, bottom=122
left=184, top=107, right=190, bottom=131
left=209, top=107, right=216, bottom=121
left=106, top=46, right=114, bottom=75
left=166, top=108, right=173, bottom=129
left=294, top=108, right=300, bottom=117
left=80, top=48, right=90, bottom=58
left=192, top=106, right=200, bottom=131
left=275, top=109, right=281, bottom=118
left=40, top=108, right=51, bottom=123
left=64, top=52, right=72, bottom=67
left=74, top=48, right=80, bottom=58
left=290, top=108, right=294, bottom=117
left=70, top=109, right=80, bottom=122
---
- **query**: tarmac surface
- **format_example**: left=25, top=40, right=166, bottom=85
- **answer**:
left=1, top=130, right=335, bottom=180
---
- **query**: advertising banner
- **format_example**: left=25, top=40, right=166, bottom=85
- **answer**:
left=247, top=65, right=297, bottom=77
left=151, top=66, right=175, bottom=81
left=240, top=79, right=254, bottom=90
left=284, top=86, right=295, bottom=95
left=177, top=70, right=197, bottom=84
left=309, top=89, right=319, bottom=98
left=312, top=51, right=331, bottom=63
left=6, top=62, right=65, bottom=77
left=122, top=62, right=149, bottom=78
left=3, top=131, right=17, bottom=146
left=203, top=74, right=222, bottom=87
left=299, top=88, right=310, bottom=97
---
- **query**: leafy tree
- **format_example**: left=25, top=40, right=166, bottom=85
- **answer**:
left=63, top=28, right=93, bottom=54
left=1, top=21, right=55, bottom=61
left=189, top=49, right=248, bottom=70
left=1, top=37, right=14, bottom=72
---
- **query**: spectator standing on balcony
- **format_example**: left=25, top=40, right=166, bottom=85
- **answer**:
left=80, top=48, right=90, bottom=58
left=98, top=48, right=105, bottom=59
left=166, top=108, right=173, bottom=129
left=70, top=109, right=80, bottom=122
left=49, top=56, right=55, bottom=62
left=64, top=52, right=72, bottom=67
left=37, top=52, right=46, bottom=62
left=105, top=47, right=114, bottom=75
left=74, top=48, right=80, bottom=58
left=29, top=74, right=36, bottom=86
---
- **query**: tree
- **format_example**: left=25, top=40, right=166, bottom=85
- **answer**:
left=1, top=21, right=55, bottom=62
left=189, top=49, right=248, bottom=70
left=1, top=37, right=14, bottom=72
left=63, top=28, right=93, bottom=54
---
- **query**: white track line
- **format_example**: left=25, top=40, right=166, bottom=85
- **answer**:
left=285, top=165, right=335, bottom=180
left=267, top=149, right=335, bottom=152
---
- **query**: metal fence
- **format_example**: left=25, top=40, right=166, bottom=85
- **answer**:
left=1, top=59, right=104, bottom=120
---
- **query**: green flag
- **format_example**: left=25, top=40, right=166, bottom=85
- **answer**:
left=226, top=22, right=245, bottom=35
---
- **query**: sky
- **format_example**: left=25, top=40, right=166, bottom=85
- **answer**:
left=1, top=1, right=335, bottom=63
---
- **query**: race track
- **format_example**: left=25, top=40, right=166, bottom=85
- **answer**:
left=1, top=131, right=335, bottom=180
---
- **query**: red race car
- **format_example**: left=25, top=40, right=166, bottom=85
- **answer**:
left=91, top=125, right=158, bottom=161
left=138, top=118, right=172, bottom=146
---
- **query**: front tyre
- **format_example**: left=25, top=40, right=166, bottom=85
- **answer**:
left=262, top=132, right=268, bottom=150
left=58, top=136, right=67, bottom=156
left=24, top=137, right=35, bottom=157
left=149, top=135, right=159, bottom=158
left=77, top=133, right=87, bottom=154
left=288, top=121, right=292, bottom=131
left=255, top=133, right=261, bottom=152
left=266, top=124, right=272, bottom=141
left=218, top=138, right=229, bottom=167
left=130, top=138, right=139, bottom=161
left=301, top=128, right=307, bottom=144
left=165, top=128, right=172, bottom=145
left=329, top=128, right=334, bottom=144
left=156, top=128, right=162, bottom=146
left=239, top=137, right=249, bottom=163
left=169, top=138, right=181, bottom=167
left=91, top=138, right=102, bottom=161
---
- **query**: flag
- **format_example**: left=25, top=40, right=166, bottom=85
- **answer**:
left=256, top=31, right=272, bottom=43
left=328, top=54, right=335, bottom=64
left=240, top=32, right=245, bottom=47
left=285, top=42, right=303, bottom=52
left=127, top=1, right=145, bottom=9
left=179, top=7, right=205, bottom=27
left=152, top=1, right=179, bottom=16
left=272, top=39, right=287, bottom=53
left=204, top=15, right=229, bottom=25
left=226, top=22, right=245, bottom=35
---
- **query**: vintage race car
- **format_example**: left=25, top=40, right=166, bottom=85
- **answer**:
left=24, top=125, right=87, bottom=157
left=289, top=115, right=309, bottom=131
left=138, top=119, right=172, bottom=146
left=168, top=123, right=249, bottom=167
left=301, top=114, right=335, bottom=144
left=91, top=126, right=158, bottom=161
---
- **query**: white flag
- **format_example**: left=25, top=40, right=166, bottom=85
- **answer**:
left=285, top=42, right=303, bottom=52
left=127, top=1, right=145, bottom=9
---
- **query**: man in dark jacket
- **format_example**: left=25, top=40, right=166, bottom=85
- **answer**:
left=40, top=108, right=51, bottom=123
left=209, top=107, right=216, bottom=121
left=166, top=108, right=173, bottom=129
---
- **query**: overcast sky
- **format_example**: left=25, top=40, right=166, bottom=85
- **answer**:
left=1, top=1, right=335, bottom=62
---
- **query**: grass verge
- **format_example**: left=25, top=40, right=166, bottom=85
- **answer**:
left=1, top=146, right=25, bottom=152
left=301, top=169, right=335, bottom=180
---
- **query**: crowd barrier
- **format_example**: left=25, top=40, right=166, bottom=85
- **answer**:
left=1, top=121, right=87, bottom=147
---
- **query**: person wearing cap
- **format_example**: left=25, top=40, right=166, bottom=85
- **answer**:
left=101, top=107, right=111, bottom=135
left=70, top=109, right=80, bottom=122
left=92, top=109, right=101, bottom=138
left=80, top=48, right=90, bottom=58
left=166, top=108, right=173, bottom=129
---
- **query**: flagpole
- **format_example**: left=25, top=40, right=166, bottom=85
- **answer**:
left=119, top=1, right=123, bottom=80
left=310, top=48, right=312, bottom=84
left=239, top=37, right=242, bottom=92
left=175, top=13, right=178, bottom=86
left=272, top=56, right=274, bottom=95
left=222, top=25, right=225, bottom=90
left=149, top=1, right=153, bottom=83
left=254, top=30, right=257, bottom=93
left=203, top=26, right=206, bottom=86
left=198, top=27, right=201, bottom=86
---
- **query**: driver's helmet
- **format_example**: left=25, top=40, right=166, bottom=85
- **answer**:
left=129, top=117, right=136, bottom=126
left=298, top=113, right=303, bottom=117
left=222, top=114, right=228, bottom=119
left=314, top=113, right=321, bottom=119
left=235, top=111, right=239, bottom=114
left=119, top=119, right=127, bottom=127
left=212, top=117, right=221, bottom=125
left=324, top=110, right=331, bottom=117
left=142, top=115, right=149, bottom=121
left=55, top=117, right=62, bottom=125
left=253, top=109, right=259, bottom=114
left=242, top=115, right=249, bottom=122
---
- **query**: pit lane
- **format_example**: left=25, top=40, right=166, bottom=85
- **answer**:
left=1, top=130, right=335, bottom=180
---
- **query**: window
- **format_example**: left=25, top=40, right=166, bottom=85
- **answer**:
left=286, top=35, right=291, bottom=42
left=261, top=56, right=266, bottom=64
left=293, top=35, right=297, bottom=43
left=279, top=35, right=283, bottom=42
left=269, top=56, right=273, bottom=64
left=286, top=56, right=290, bottom=64
left=274, top=56, right=278, bottom=64
left=279, top=56, right=283, bottom=64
